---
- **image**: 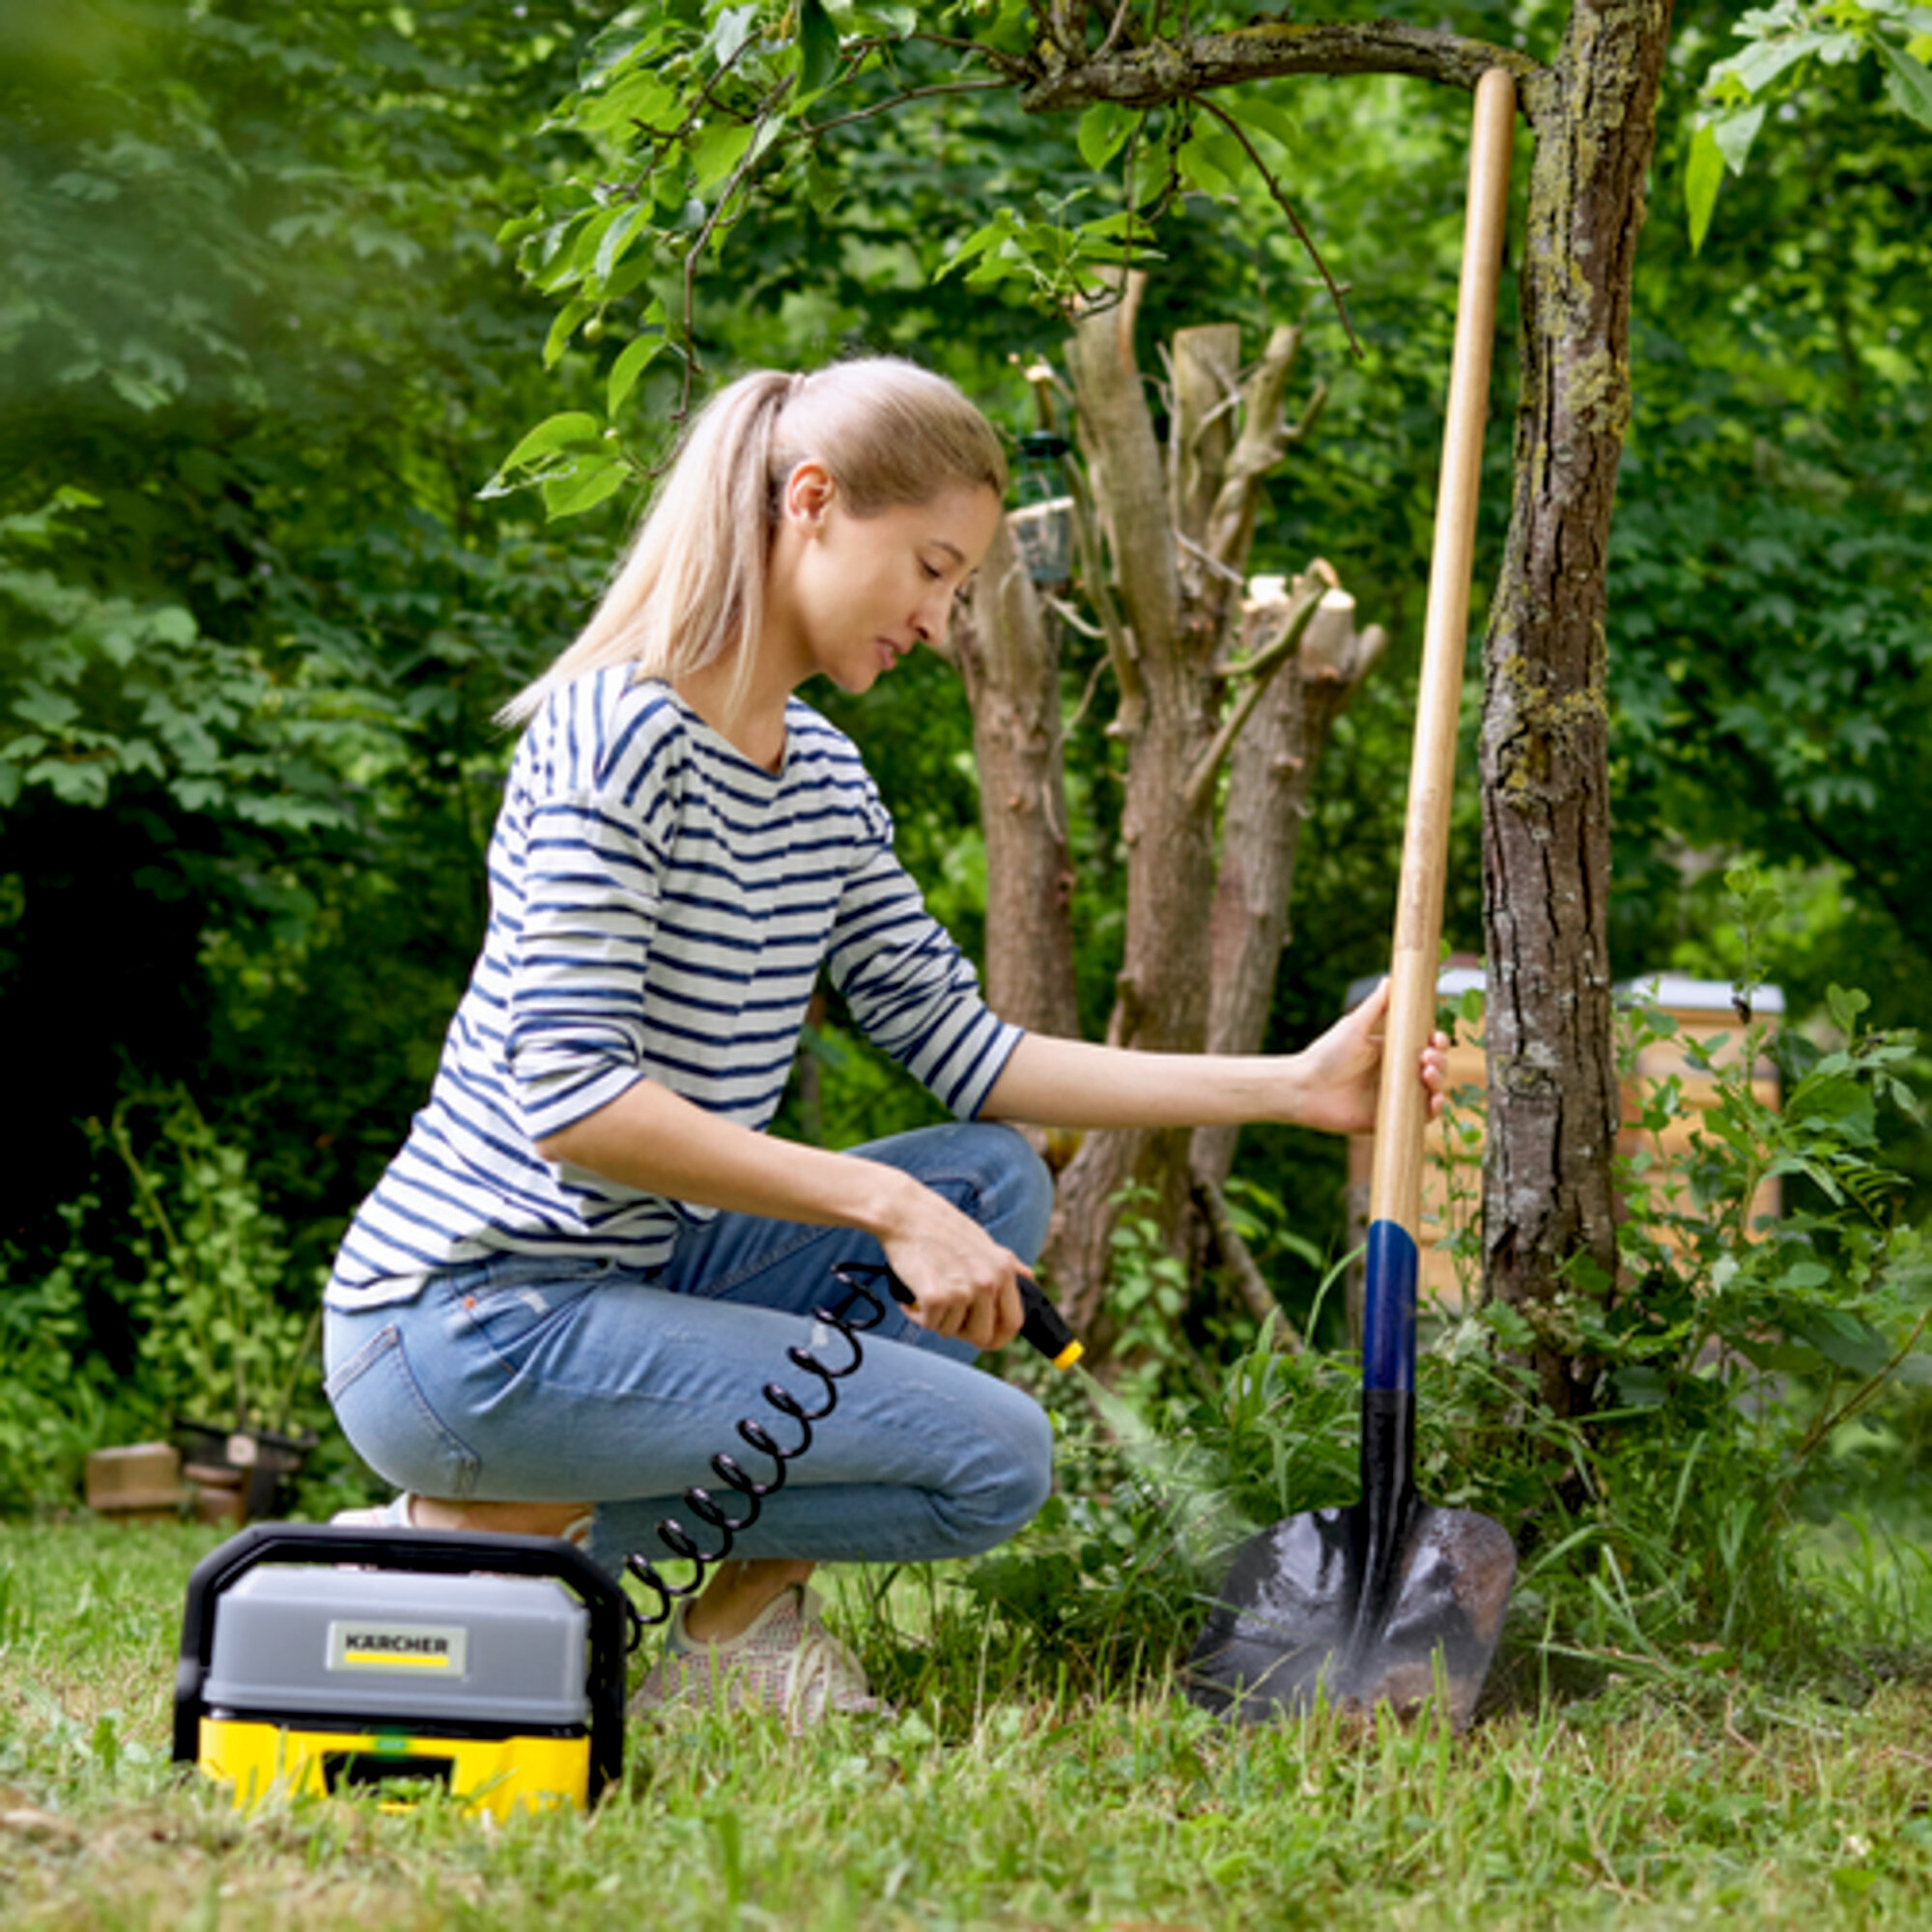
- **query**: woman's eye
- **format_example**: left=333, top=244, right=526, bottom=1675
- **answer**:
left=920, top=561, right=943, bottom=582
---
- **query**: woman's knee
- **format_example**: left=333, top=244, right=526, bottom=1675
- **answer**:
left=944, top=1385, right=1054, bottom=1553
left=941, top=1121, right=1055, bottom=1264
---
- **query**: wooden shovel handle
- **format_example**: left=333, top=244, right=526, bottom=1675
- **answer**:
left=1368, top=70, right=1517, bottom=1238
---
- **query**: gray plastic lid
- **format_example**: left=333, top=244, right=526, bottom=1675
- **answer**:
left=202, top=1566, right=591, bottom=1729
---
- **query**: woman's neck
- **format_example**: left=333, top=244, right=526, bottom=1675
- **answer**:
left=673, top=657, right=790, bottom=773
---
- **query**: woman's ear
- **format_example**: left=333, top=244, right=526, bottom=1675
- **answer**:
left=782, top=460, right=837, bottom=532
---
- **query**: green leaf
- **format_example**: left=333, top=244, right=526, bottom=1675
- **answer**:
left=937, top=212, right=1016, bottom=281
left=544, top=458, right=630, bottom=521
left=1827, top=982, right=1871, bottom=1037
left=1713, top=29, right=1826, bottom=96
left=498, top=412, right=603, bottom=472
left=706, top=4, right=759, bottom=72
left=1875, top=39, right=1932, bottom=128
left=841, top=3, right=918, bottom=36
left=1220, top=91, right=1299, bottom=152
left=798, top=0, right=841, bottom=99
left=544, top=298, right=595, bottom=369
left=606, top=331, right=666, bottom=416
left=691, top=120, right=755, bottom=191
left=1791, top=1308, right=1889, bottom=1378
left=1610, top=1365, right=1673, bottom=1409
left=592, top=203, right=651, bottom=287
left=1713, top=102, right=1766, bottom=173
left=1176, top=131, right=1236, bottom=199
left=1078, top=102, right=1136, bottom=172
left=576, top=69, right=677, bottom=138
left=1686, top=122, right=1725, bottom=253
left=13, top=688, right=80, bottom=732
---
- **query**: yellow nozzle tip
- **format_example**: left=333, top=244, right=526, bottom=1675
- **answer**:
left=1053, top=1341, right=1085, bottom=1372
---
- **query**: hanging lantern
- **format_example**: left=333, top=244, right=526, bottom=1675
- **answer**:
left=1009, top=431, right=1074, bottom=587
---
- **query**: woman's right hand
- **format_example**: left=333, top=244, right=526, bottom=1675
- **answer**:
left=876, top=1176, right=1029, bottom=1352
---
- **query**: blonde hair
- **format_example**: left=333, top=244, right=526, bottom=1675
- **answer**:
left=500, top=357, right=1009, bottom=727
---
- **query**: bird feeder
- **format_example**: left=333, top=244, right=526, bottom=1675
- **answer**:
left=1009, top=431, right=1074, bottom=587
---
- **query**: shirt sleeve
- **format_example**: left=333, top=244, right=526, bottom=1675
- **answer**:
left=826, top=788, right=1023, bottom=1120
left=501, top=781, right=664, bottom=1143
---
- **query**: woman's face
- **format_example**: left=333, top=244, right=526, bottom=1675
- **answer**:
left=778, top=466, right=1004, bottom=697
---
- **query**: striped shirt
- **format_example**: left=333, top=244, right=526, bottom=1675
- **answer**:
left=327, top=672, right=1022, bottom=1309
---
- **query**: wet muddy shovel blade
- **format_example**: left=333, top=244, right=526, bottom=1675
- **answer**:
left=1186, top=1348, right=1517, bottom=1730
left=1183, top=71, right=1519, bottom=1731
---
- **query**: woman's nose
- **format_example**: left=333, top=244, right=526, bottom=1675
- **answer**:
left=915, top=587, right=953, bottom=645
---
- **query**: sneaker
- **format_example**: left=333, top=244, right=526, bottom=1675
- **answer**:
left=331, top=1493, right=418, bottom=1528
left=630, top=1584, right=887, bottom=1730
left=329, top=1495, right=593, bottom=1547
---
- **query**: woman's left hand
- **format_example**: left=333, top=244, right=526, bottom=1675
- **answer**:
left=1286, top=978, right=1449, bottom=1137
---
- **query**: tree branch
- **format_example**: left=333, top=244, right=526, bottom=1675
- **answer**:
left=804, top=77, right=1008, bottom=138
left=1182, top=577, right=1326, bottom=813
left=1021, top=22, right=1548, bottom=121
left=1197, top=97, right=1361, bottom=356
left=1205, top=321, right=1308, bottom=582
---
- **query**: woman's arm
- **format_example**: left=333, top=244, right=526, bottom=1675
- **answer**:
left=535, top=1082, right=1034, bottom=1350
left=980, top=979, right=1443, bottom=1136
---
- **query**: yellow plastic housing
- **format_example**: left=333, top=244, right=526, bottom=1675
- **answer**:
left=197, top=1715, right=589, bottom=1818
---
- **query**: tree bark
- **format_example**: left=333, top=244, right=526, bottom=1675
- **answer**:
left=1478, top=0, right=1674, bottom=1417
left=936, top=515, right=1082, bottom=1042
left=1192, top=582, right=1384, bottom=1192
left=1048, top=293, right=1219, bottom=1338
left=948, top=290, right=1379, bottom=1350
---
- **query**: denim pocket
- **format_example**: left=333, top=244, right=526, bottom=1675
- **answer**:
left=324, top=1322, right=480, bottom=1500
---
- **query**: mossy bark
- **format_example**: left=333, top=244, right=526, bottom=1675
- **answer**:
left=1479, top=0, right=1673, bottom=1419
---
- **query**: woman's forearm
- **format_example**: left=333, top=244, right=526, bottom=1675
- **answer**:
left=980, top=980, right=1422, bottom=1139
left=535, top=1078, right=917, bottom=1239
left=980, top=1032, right=1308, bottom=1130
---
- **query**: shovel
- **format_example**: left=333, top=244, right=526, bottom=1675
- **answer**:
left=1184, top=70, right=1519, bottom=1731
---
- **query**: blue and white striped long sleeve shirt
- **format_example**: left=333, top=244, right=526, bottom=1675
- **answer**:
left=327, top=672, right=1022, bottom=1308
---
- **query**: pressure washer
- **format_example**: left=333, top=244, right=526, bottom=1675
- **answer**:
left=177, top=1262, right=1081, bottom=1816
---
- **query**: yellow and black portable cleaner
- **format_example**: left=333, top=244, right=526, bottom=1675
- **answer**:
left=173, top=1522, right=629, bottom=1818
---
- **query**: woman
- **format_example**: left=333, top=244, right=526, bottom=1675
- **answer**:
left=323, top=357, right=1444, bottom=1727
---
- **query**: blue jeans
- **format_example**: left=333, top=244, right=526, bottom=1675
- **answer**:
left=322, top=1123, right=1056, bottom=1575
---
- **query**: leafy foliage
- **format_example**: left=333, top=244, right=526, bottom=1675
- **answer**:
left=971, top=877, right=1931, bottom=1689
left=1688, top=0, right=1932, bottom=249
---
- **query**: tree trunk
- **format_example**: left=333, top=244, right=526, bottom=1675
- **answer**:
left=937, top=514, right=1082, bottom=1042
left=1048, top=291, right=1219, bottom=1340
left=1478, top=0, right=1674, bottom=1417
left=945, top=285, right=1379, bottom=1350
left=1191, top=582, right=1384, bottom=1191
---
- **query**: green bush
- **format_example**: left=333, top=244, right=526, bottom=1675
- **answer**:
left=965, top=868, right=1932, bottom=1696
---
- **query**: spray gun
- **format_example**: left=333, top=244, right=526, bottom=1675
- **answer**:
left=879, top=1264, right=1084, bottom=1372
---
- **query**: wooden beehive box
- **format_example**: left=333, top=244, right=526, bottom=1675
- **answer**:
left=1345, top=971, right=1784, bottom=1311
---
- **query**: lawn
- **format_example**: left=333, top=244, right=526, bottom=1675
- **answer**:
left=4, top=1518, right=1931, bottom=1929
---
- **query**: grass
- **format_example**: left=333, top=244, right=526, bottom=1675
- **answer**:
left=5, top=1518, right=1932, bottom=1929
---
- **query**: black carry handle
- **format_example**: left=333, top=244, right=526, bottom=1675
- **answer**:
left=850, top=1259, right=1084, bottom=1370
left=173, top=1521, right=629, bottom=1804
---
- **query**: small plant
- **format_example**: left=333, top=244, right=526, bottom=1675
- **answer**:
left=1102, top=1181, right=1198, bottom=1405
left=0, top=1200, right=116, bottom=1510
left=93, top=1088, right=322, bottom=1437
